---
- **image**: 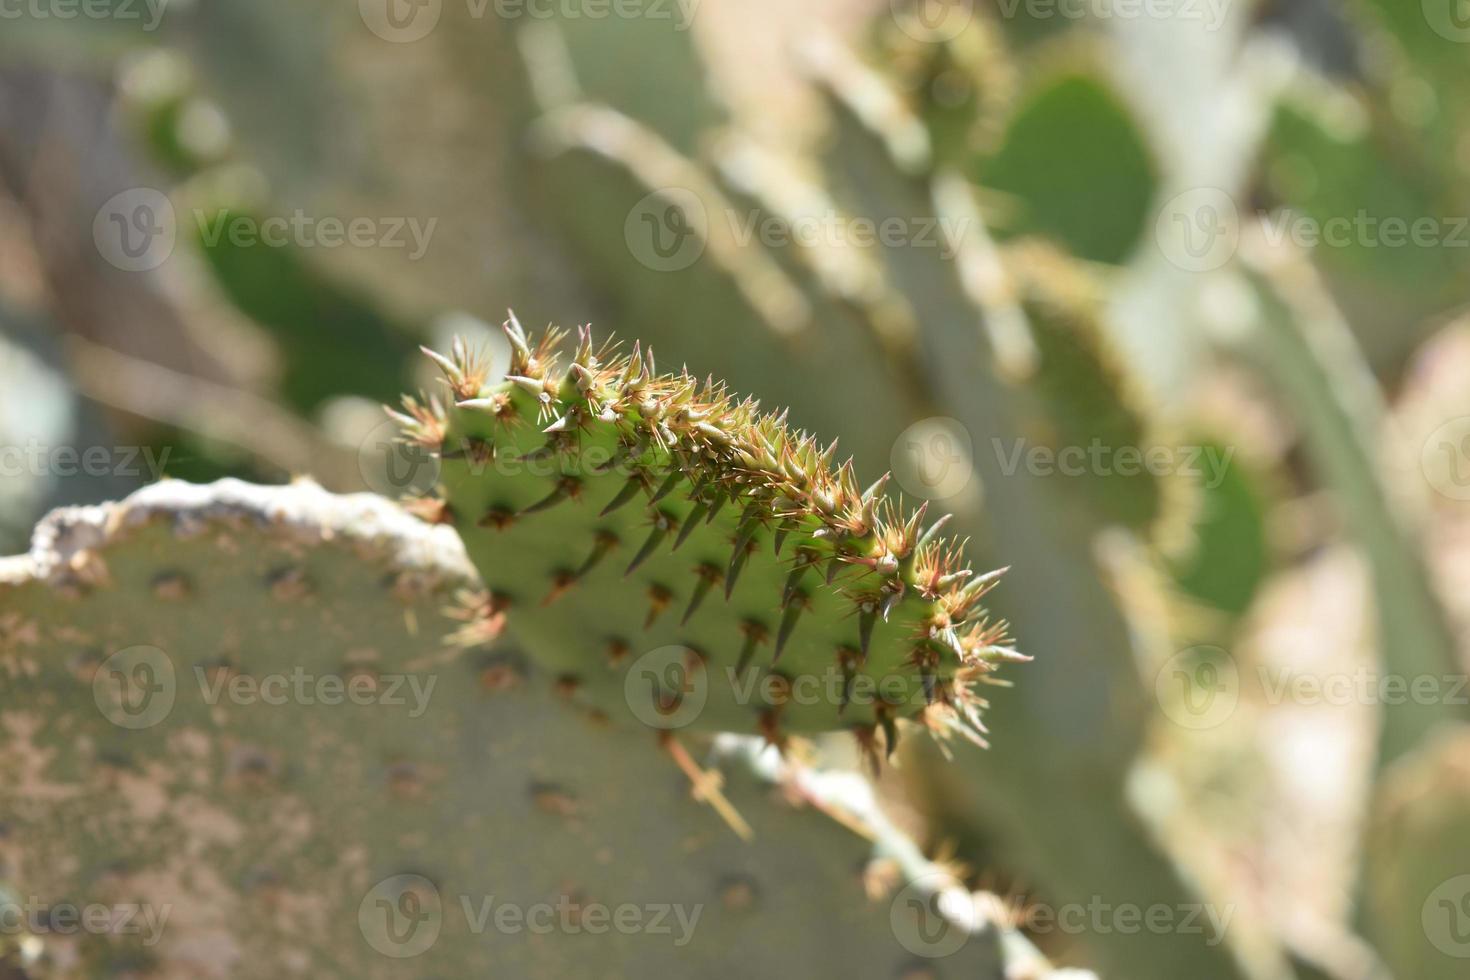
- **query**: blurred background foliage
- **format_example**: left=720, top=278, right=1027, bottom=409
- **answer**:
left=3, top=0, right=1470, bottom=977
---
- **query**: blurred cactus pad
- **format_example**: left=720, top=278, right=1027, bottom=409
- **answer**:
left=402, top=318, right=1022, bottom=751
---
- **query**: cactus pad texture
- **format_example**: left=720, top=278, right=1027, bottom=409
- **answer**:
left=402, top=321, right=1017, bottom=752
left=0, top=479, right=1069, bottom=979
left=402, top=320, right=1020, bottom=749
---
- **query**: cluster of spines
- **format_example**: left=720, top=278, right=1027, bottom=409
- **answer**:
left=394, top=315, right=1025, bottom=757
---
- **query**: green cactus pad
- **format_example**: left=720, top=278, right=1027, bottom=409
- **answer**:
left=0, top=479, right=1045, bottom=979
left=978, top=69, right=1158, bottom=266
left=1002, top=241, right=1184, bottom=539
left=403, top=320, right=1020, bottom=750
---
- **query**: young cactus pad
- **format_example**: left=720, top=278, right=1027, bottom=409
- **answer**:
left=400, top=318, right=1021, bottom=745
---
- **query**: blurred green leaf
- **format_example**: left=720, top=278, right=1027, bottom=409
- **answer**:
left=1167, top=439, right=1270, bottom=618
left=979, top=73, right=1157, bottom=264
left=196, top=210, right=415, bottom=412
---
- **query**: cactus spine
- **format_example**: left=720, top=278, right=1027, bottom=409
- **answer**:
left=402, top=320, right=1021, bottom=753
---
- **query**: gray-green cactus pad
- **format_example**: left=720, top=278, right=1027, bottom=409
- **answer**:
left=0, top=479, right=1028, bottom=979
